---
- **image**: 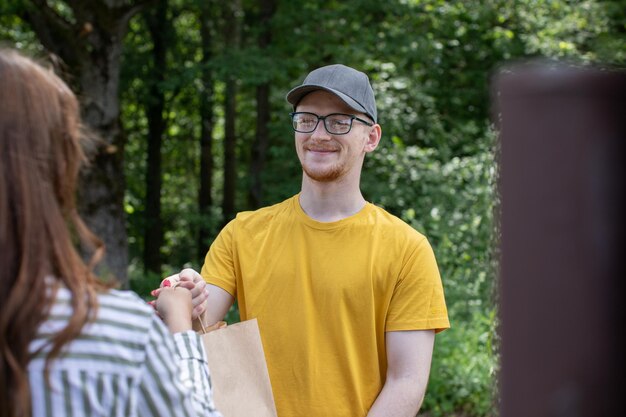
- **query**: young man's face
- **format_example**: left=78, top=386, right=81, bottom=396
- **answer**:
left=294, top=90, right=379, bottom=183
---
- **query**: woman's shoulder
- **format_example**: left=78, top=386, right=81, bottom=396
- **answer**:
left=48, top=286, right=158, bottom=341
left=54, top=286, right=153, bottom=317
left=30, top=287, right=163, bottom=374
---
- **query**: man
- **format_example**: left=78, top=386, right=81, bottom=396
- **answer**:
left=180, top=64, right=449, bottom=416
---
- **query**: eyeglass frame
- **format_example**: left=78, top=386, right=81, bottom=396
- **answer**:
left=289, top=111, right=374, bottom=135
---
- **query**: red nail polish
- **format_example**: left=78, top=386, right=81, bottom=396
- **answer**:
left=162, top=279, right=171, bottom=287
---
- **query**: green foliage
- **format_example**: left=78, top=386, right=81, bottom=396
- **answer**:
left=513, top=0, right=616, bottom=62
left=129, top=262, right=163, bottom=300
left=0, top=4, right=41, bottom=54
left=425, top=308, right=499, bottom=416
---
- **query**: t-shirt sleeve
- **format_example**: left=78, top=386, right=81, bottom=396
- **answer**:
left=385, top=236, right=450, bottom=333
left=201, top=219, right=237, bottom=297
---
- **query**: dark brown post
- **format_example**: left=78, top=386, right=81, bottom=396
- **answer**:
left=495, top=63, right=626, bottom=417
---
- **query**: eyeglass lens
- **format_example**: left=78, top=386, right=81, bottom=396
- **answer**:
left=292, top=113, right=354, bottom=134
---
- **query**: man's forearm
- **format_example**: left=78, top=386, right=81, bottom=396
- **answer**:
left=193, top=283, right=235, bottom=332
left=366, top=376, right=425, bottom=417
left=192, top=308, right=210, bottom=332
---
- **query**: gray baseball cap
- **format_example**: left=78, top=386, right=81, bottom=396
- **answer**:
left=286, top=64, right=377, bottom=123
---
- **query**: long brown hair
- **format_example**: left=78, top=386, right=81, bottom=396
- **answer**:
left=0, top=49, right=110, bottom=417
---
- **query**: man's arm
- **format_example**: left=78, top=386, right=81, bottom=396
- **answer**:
left=176, top=268, right=235, bottom=330
left=198, top=283, right=235, bottom=327
left=366, top=330, right=435, bottom=417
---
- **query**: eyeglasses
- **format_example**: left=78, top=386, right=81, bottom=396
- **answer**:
left=290, top=112, right=373, bottom=135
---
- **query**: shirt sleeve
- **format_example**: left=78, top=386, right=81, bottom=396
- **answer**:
left=137, top=314, right=223, bottom=417
left=201, top=219, right=237, bottom=296
left=385, top=236, right=450, bottom=333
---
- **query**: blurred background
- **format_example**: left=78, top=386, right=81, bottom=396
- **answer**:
left=1, top=1, right=624, bottom=415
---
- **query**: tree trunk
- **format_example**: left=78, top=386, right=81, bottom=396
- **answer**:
left=248, top=0, right=276, bottom=209
left=143, top=0, right=168, bottom=275
left=221, top=0, right=241, bottom=225
left=198, top=0, right=216, bottom=260
left=21, top=1, right=148, bottom=286
left=249, top=84, right=270, bottom=209
left=223, top=78, right=237, bottom=225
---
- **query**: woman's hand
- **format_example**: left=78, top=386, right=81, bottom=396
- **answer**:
left=155, top=287, right=194, bottom=333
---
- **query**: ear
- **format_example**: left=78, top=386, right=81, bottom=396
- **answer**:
left=364, top=124, right=382, bottom=153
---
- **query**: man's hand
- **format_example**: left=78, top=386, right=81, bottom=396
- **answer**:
left=151, top=268, right=209, bottom=320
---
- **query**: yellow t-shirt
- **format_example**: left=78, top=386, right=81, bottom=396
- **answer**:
left=201, top=195, right=449, bottom=417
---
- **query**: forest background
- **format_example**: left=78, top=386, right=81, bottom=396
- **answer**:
left=1, top=0, right=624, bottom=415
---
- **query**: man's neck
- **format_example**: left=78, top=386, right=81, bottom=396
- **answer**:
left=299, top=177, right=366, bottom=222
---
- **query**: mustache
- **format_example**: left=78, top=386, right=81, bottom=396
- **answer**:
left=304, top=140, right=340, bottom=152
left=306, top=147, right=339, bottom=152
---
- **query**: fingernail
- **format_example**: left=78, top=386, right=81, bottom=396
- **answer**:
left=150, top=290, right=157, bottom=297
left=162, top=279, right=171, bottom=287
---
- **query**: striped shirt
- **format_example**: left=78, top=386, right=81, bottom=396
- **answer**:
left=28, top=286, right=223, bottom=417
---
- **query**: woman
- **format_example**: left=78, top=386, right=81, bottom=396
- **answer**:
left=0, top=48, right=221, bottom=417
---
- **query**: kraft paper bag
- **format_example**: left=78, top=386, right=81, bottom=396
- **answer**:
left=200, top=318, right=278, bottom=417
